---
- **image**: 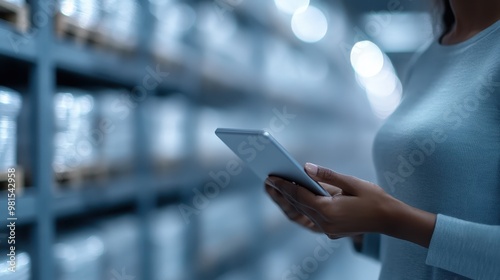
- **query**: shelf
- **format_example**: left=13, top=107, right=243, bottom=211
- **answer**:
left=233, top=2, right=301, bottom=48
left=200, top=56, right=261, bottom=96
left=0, top=189, right=37, bottom=225
left=53, top=174, right=193, bottom=218
left=2, top=1, right=365, bottom=279
left=54, top=42, right=144, bottom=87
left=0, top=175, right=191, bottom=224
left=0, top=23, right=36, bottom=62
left=153, top=172, right=203, bottom=197
left=205, top=224, right=307, bottom=279
left=155, top=45, right=205, bottom=95
left=53, top=176, right=140, bottom=218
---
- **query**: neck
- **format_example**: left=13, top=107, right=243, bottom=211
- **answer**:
left=442, top=0, right=500, bottom=44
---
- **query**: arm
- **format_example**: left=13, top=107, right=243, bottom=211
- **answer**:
left=426, top=214, right=500, bottom=279
left=266, top=163, right=437, bottom=247
left=266, top=163, right=500, bottom=278
left=265, top=179, right=381, bottom=260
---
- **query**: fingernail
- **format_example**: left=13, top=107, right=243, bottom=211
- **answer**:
left=305, top=163, right=318, bottom=175
left=265, top=178, right=274, bottom=186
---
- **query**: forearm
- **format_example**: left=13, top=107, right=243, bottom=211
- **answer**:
left=426, top=215, right=500, bottom=279
left=382, top=197, right=437, bottom=248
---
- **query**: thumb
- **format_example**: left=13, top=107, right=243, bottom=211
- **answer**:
left=305, top=163, right=360, bottom=196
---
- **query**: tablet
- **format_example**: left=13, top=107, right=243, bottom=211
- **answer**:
left=215, top=128, right=330, bottom=196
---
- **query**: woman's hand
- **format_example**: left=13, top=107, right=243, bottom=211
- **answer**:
left=264, top=175, right=343, bottom=234
left=265, top=163, right=437, bottom=247
left=265, top=183, right=323, bottom=233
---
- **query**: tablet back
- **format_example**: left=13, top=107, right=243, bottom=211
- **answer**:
left=215, top=128, right=330, bottom=196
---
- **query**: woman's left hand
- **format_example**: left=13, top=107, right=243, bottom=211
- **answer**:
left=265, top=163, right=436, bottom=247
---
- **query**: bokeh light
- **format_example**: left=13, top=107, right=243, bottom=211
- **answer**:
left=354, top=51, right=403, bottom=119
left=274, top=0, right=310, bottom=14
left=157, top=2, right=196, bottom=38
left=291, top=6, right=328, bottom=43
left=350, top=40, right=384, bottom=77
left=359, top=69, right=398, bottom=98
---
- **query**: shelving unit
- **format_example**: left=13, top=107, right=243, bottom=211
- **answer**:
left=0, top=21, right=36, bottom=61
left=0, top=1, right=188, bottom=279
left=53, top=42, right=144, bottom=86
left=0, top=1, right=380, bottom=280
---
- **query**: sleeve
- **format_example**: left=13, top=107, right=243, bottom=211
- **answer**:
left=426, top=214, right=500, bottom=280
left=354, top=233, right=381, bottom=261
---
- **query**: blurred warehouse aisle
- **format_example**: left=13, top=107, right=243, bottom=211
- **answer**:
left=0, top=0, right=433, bottom=279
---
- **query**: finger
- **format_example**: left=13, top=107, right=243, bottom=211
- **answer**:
left=268, top=176, right=334, bottom=224
left=280, top=186, right=336, bottom=231
left=268, top=176, right=320, bottom=209
left=266, top=184, right=309, bottom=222
left=266, top=179, right=325, bottom=233
left=294, top=212, right=322, bottom=232
left=284, top=199, right=324, bottom=232
left=326, top=232, right=362, bottom=240
left=304, top=218, right=322, bottom=232
left=277, top=188, right=335, bottom=234
left=326, top=233, right=343, bottom=240
left=265, top=184, right=316, bottom=225
left=267, top=176, right=295, bottom=189
left=266, top=176, right=297, bottom=197
left=265, top=184, right=297, bottom=215
left=318, top=182, right=343, bottom=196
left=305, top=163, right=361, bottom=196
left=292, top=184, right=332, bottom=210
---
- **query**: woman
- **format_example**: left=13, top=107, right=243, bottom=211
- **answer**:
left=265, top=1, right=500, bottom=279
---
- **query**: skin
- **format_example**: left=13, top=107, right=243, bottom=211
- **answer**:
left=265, top=164, right=436, bottom=247
left=265, top=1, right=500, bottom=248
left=441, top=0, right=500, bottom=45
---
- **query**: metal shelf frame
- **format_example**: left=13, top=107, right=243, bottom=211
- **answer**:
left=0, top=0, right=194, bottom=279
left=0, top=0, right=329, bottom=279
left=0, top=22, right=37, bottom=62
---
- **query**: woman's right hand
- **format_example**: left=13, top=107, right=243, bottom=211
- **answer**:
left=265, top=175, right=365, bottom=247
left=264, top=178, right=343, bottom=233
left=265, top=183, right=322, bottom=232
